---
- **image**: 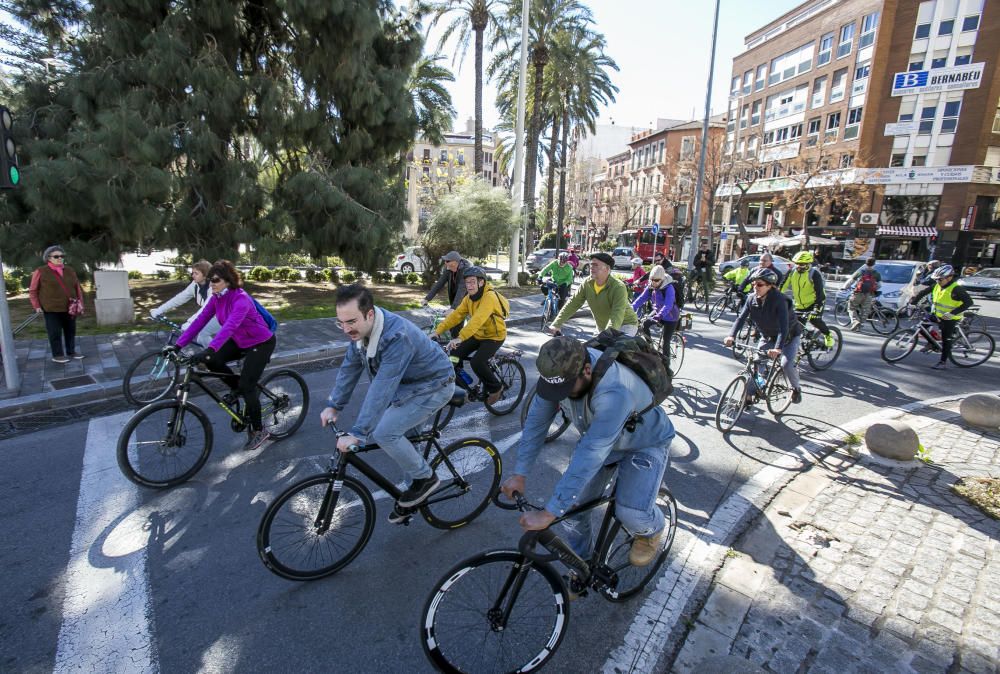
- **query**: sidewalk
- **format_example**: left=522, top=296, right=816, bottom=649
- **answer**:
left=0, top=294, right=563, bottom=419
left=671, top=398, right=1000, bottom=674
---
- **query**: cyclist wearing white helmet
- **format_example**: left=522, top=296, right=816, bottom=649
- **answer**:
left=631, top=265, right=680, bottom=371
left=908, top=264, right=974, bottom=369
left=626, top=257, right=647, bottom=295
left=538, top=252, right=575, bottom=311
left=781, top=250, right=835, bottom=349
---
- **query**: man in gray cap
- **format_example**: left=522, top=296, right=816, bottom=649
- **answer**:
left=423, top=250, right=469, bottom=338
left=502, top=336, right=674, bottom=569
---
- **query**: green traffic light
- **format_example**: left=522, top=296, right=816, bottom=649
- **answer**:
left=9, top=166, right=18, bottom=184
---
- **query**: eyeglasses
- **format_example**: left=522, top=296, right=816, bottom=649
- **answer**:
left=335, top=317, right=363, bottom=330
left=209, top=276, right=223, bottom=283
left=50, top=255, right=64, bottom=259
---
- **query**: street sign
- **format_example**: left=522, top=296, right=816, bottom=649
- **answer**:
left=651, top=223, right=659, bottom=235
left=720, top=232, right=728, bottom=240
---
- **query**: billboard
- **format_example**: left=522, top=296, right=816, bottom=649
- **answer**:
left=891, top=63, right=984, bottom=96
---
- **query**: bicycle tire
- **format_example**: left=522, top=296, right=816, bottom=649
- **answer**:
left=806, top=326, right=842, bottom=371
left=431, top=402, right=456, bottom=432
left=834, top=301, right=851, bottom=327
left=715, top=375, right=748, bottom=432
left=708, top=296, right=727, bottom=323
left=421, top=437, right=502, bottom=529
left=598, top=485, right=678, bottom=602
left=870, top=307, right=899, bottom=335
left=669, top=332, right=685, bottom=377
left=949, top=330, right=995, bottom=368
left=540, top=296, right=553, bottom=332
left=256, top=474, right=376, bottom=581
left=880, top=327, right=918, bottom=363
left=116, top=400, right=213, bottom=488
left=421, top=551, right=569, bottom=674
left=730, top=323, right=754, bottom=361
left=258, top=369, right=310, bottom=439
left=765, top=364, right=793, bottom=416
left=122, top=349, right=180, bottom=407
left=521, top=383, right=571, bottom=443
left=485, top=358, right=526, bottom=416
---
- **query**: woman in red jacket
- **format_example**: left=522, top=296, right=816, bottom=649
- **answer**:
left=29, top=245, right=85, bottom=364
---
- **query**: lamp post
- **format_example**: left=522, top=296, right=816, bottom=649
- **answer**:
left=506, top=0, right=531, bottom=287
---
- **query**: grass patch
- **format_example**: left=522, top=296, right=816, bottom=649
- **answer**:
left=844, top=432, right=862, bottom=446
left=952, top=476, right=1000, bottom=519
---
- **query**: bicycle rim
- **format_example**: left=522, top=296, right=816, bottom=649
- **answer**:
left=259, top=369, right=310, bottom=438
left=422, top=438, right=502, bottom=529
left=870, top=309, right=898, bottom=335
left=949, top=331, right=995, bottom=367
left=880, top=328, right=917, bottom=363
left=806, top=327, right=842, bottom=371
left=485, top=359, right=525, bottom=416
left=765, top=367, right=793, bottom=416
left=716, top=376, right=748, bottom=432
left=422, top=552, right=568, bottom=674
left=834, top=302, right=851, bottom=327
left=708, top=297, right=725, bottom=323
left=257, top=474, right=375, bottom=581
left=669, top=333, right=684, bottom=377
left=123, top=350, right=179, bottom=407
left=117, top=401, right=212, bottom=488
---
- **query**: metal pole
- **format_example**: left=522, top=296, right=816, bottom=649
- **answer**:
left=687, top=0, right=721, bottom=272
left=507, top=0, right=531, bottom=287
left=0, top=250, right=21, bottom=391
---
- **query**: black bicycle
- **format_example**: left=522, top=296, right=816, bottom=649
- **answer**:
left=708, top=283, right=745, bottom=324
left=685, top=270, right=710, bottom=312
left=716, top=348, right=794, bottom=431
left=448, top=344, right=527, bottom=416
left=116, top=350, right=309, bottom=488
left=421, top=483, right=678, bottom=673
left=833, top=295, right=898, bottom=334
left=122, top=315, right=185, bottom=406
left=795, top=311, right=843, bottom=371
left=256, top=393, right=501, bottom=581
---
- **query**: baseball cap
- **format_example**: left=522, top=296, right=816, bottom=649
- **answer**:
left=441, top=251, right=462, bottom=262
left=589, top=252, right=614, bottom=268
left=535, top=337, right=589, bottom=401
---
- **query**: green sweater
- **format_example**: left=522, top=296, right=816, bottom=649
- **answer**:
left=552, top=275, right=638, bottom=331
left=539, top=260, right=575, bottom=286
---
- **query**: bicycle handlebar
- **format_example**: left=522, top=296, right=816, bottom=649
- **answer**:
left=149, top=314, right=182, bottom=331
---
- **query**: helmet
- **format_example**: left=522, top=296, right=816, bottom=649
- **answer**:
left=927, top=259, right=941, bottom=268
left=749, top=267, right=779, bottom=286
left=648, top=265, right=668, bottom=282
left=631, top=257, right=643, bottom=267
left=463, top=266, right=488, bottom=280
left=558, top=252, right=569, bottom=261
left=792, top=251, right=814, bottom=265
left=931, top=264, right=954, bottom=280
left=739, top=258, right=750, bottom=267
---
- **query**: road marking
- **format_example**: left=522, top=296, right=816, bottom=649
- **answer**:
left=54, top=412, right=157, bottom=673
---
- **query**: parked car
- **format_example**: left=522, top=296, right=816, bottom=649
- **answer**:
left=718, top=254, right=793, bottom=277
left=834, top=260, right=924, bottom=310
left=611, top=246, right=637, bottom=270
left=526, top=248, right=557, bottom=273
left=957, top=267, right=1000, bottom=298
left=393, top=246, right=427, bottom=273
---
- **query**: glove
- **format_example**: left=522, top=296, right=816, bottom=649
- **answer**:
left=190, top=348, right=214, bottom=364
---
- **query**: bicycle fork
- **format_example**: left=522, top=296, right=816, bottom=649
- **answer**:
left=315, top=456, right=352, bottom=534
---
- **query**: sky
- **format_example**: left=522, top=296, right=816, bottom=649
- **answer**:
left=427, top=0, right=805, bottom=132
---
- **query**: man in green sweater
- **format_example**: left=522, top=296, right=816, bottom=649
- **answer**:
left=538, top=252, right=576, bottom=312
left=547, top=252, right=639, bottom=336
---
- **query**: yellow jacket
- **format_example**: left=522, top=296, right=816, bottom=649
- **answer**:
left=435, top=282, right=509, bottom=341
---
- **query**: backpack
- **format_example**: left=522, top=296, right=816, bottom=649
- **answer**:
left=855, top=269, right=876, bottom=294
left=492, top=289, right=510, bottom=319
left=251, top=297, right=279, bottom=332
left=584, top=329, right=673, bottom=430
left=669, top=269, right=686, bottom=308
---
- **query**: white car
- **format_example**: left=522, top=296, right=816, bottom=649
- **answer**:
left=958, top=268, right=1000, bottom=298
left=393, top=246, right=427, bottom=273
left=835, top=260, right=924, bottom=310
left=612, top=247, right=637, bottom=270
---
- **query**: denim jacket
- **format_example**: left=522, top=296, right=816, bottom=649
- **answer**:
left=515, top=348, right=675, bottom=517
left=326, top=308, right=454, bottom=440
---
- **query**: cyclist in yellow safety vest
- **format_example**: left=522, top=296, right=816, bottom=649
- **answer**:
left=723, top=259, right=751, bottom=304
left=907, top=264, right=974, bottom=370
left=781, top=251, right=836, bottom=349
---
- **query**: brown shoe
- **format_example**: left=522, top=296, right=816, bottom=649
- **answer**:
left=485, top=389, right=502, bottom=406
left=629, top=519, right=666, bottom=567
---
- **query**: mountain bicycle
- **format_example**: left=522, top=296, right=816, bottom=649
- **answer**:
left=122, top=315, right=185, bottom=406
left=421, top=484, right=677, bottom=673
left=708, top=283, right=745, bottom=324
left=795, top=311, right=842, bottom=371
left=256, top=396, right=501, bottom=581
left=716, top=348, right=795, bottom=431
left=539, top=280, right=564, bottom=332
left=116, top=350, right=309, bottom=488
left=880, top=311, right=995, bottom=367
left=684, top=271, right=709, bottom=312
left=833, top=295, right=898, bottom=334
left=730, top=321, right=759, bottom=361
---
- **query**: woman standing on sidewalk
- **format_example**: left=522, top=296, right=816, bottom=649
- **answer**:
left=150, top=260, right=220, bottom=347
left=29, top=245, right=85, bottom=364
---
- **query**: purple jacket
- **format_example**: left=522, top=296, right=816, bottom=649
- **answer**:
left=631, top=283, right=679, bottom=323
left=177, top=288, right=272, bottom=350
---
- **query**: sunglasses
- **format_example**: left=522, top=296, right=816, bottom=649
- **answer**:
left=50, top=255, right=65, bottom=259
left=752, top=281, right=770, bottom=288
left=209, top=276, right=224, bottom=283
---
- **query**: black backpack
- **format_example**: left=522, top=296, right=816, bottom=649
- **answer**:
left=585, top=329, right=673, bottom=431
left=668, top=269, right=686, bottom=308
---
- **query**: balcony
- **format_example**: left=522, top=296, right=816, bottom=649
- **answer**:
left=764, top=101, right=806, bottom=123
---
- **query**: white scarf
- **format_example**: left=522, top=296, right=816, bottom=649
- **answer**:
left=356, top=307, right=385, bottom=359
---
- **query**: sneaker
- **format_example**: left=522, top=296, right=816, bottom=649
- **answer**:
left=849, top=322, right=861, bottom=332
left=823, top=333, right=835, bottom=349
left=485, top=389, right=502, bottom=406
left=69, top=353, right=85, bottom=360
left=243, top=429, right=271, bottom=451
left=51, top=356, right=70, bottom=364
left=387, top=504, right=410, bottom=524
left=397, top=475, right=441, bottom=508
left=791, top=388, right=802, bottom=404
left=931, top=361, right=948, bottom=370
left=629, top=519, right=667, bottom=567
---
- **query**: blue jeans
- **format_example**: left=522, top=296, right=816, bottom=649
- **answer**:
left=371, top=378, right=455, bottom=485
left=758, top=335, right=801, bottom=391
left=560, top=446, right=668, bottom=558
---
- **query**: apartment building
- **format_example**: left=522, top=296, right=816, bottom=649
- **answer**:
left=589, top=150, right=631, bottom=245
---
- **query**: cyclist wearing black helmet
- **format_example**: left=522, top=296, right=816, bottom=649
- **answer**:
left=908, top=264, right=974, bottom=369
left=434, top=266, right=510, bottom=405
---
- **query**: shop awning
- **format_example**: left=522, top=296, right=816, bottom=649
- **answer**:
left=876, top=226, right=937, bottom=237
left=774, top=234, right=842, bottom=249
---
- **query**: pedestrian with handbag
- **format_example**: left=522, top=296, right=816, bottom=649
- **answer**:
left=29, top=245, right=86, bottom=364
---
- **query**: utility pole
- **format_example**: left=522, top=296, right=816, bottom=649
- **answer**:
left=0, top=249, right=21, bottom=391
left=506, top=0, right=531, bottom=288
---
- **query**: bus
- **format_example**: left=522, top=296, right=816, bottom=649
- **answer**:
left=616, top=227, right=668, bottom=263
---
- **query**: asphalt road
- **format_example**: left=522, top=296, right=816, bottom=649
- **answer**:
left=3, top=297, right=998, bottom=673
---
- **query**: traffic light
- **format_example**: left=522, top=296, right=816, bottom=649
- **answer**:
left=0, top=106, right=19, bottom=189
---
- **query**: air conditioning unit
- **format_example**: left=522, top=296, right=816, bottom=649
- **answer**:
left=860, top=212, right=879, bottom=226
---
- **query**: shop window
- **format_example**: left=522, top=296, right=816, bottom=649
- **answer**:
left=882, top=195, right=939, bottom=228
left=915, top=23, right=931, bottom=39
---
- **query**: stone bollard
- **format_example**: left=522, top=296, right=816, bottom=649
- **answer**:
left=865, top=420, right=918, bottom=461
left=960, top=393, right=1000, bottom=429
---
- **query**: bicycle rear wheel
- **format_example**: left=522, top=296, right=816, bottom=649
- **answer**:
left=422, top=437, right=502, bottom=529
left=949, top=330, right=995, bottom=367
left=256, top=474, right=375, bottom=581
left=834, top=301, right=851, bottom=327
left=116, top=400, right=213, bottom=488
left=870, top=307, right=899, bottom=335
left=122, top=349, right=180, bottom=407
left=521, top=383, right=571, bottom=443
left=669, top=332, right=685, bottom=377
left=598, top=485, right=678, bottom=602
left=485, top=358, right=526, bottom=416
left=806, top=326, right=842, bottom=371
left=765, top=366, right=793, bottom=416
left=258, top=369, right=310, bottom=438
left=715, top=376, right=748, bottom=432
left=708, top=296, right=727, bottom=323
left=881, top=327, right=918, bottom=363
left=421, top=551, right=569, bottom=674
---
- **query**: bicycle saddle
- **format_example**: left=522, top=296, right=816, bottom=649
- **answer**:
left=449, top=390, right=467, bottom=407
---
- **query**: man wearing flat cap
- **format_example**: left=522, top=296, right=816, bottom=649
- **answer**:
left=423, top=250, right=470, bottom=338
left=546, top=252, right=639, bottom=336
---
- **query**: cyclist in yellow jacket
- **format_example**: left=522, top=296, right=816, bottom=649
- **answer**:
left=434, top=266, right=509, bottom=405
left=723, top=259, right=751, bottom=304
left=781, top=251, right=835, bottom=349
left=908, top=264, right=974, bottom=370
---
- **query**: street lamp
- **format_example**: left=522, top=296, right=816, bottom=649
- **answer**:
left=687, top=0, right=721, bottom=271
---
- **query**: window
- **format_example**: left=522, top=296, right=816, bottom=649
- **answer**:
left=659, top=141, right=665, bottom=163
left=763, top=130, right=775, bottom=145
left=899, top=113, right=914, bottom=122
left=827, top=111, right=841, bottom=130
left=994, top=97, right=1000, bottom=133
left=939, top=19, right=955, bottom=36
left=775, top=127, right=789, bottom=143
left=770, top=164, right=782, bottom=178
left=890, top=153, right=906, bottom=167
left=422, top=148, right=431, bottom=160
left=817, top=32, right=834, bottom=66
left=768, top=42, right=814, bottom=86
left=751, top=100, right=761, bottom=126
left=859, top=12, right=879, bottom=48
left=909, top=60, right=924, bottom=71
left=755, top=64, right=766, bottom=91
left=789, top=124, right=802, bottom=140
left=919, top=106, right=936, bottom=134
left=955, top=54, right=971, bottom=66
left=840, top=153, right=854, bottom=168
left=915, top=23, right=931, bottom=39
left=837, top=23, right=855, bottom=58
left=807, top=118, right=821, bottom=135
left=847, top=106, right=863, bottom=126
left=931, top=57, right=947, bottom=69
left=941, top=101, right=961, bottom=133
left=911, top=154, right=927, bottom=167
left=811, top=76, right=827, bottom=108
left=440, top=149, right=449, bottom=162
left=731, top=75, right=740, bottom=93
left=829, top=69, right=847, bottom=103
left=855, top=63, right=870, bottom=80
left=743, top=70, right=753, bottom=94
left=680, top=136, right=695, bottom=161
left=457, top=150, right=465, bottom=165
left=963, top=15, right=980, bottom=32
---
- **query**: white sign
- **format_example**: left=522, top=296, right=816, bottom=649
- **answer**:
left=884, top=121, right=916, bottom=136
left=891, top=63, right=985, bottom=96
left=860, top=165, right=974, bottom=185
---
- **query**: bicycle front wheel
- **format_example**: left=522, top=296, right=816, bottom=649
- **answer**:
left=116, top=400, right=213, bottom=488
left=949, top=330, right=995, bottom=368
left=834, top=301, right=851, bottom=327
left=122, top=349, right=180, bottom=407
left=422, top=437, right=502, bottom=529
left=669, top=332, right=685, bottom=377
left=806, top=326, right=842, bottom=371
left=870, top=307, right=899, bottom=335
left=598, top=485, right=678, bottom=602
left=256, top=474, right=375, bottom=581
left=881, top=327, right=918, bottom=363
left=715, top=376, right=748, bottom=432
left=422, top=551, right=569, bottom=674
left=485, top=358, right=526, bottom=416
left=765, top=365, right=794, bottom=416
left=708, top=296, right=727, bottom=323
left=521, top=383, right=571, bottom=443
left=540, top=297, right=555, bottom=332
left=258, top=369, right=310, bottom=438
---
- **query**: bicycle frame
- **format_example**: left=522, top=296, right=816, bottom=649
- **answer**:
left=167, top=355, right=285, bottom=426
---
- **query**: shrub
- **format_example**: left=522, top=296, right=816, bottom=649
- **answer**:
left=127, top=270, right=144, bottom=280
left=394, top=272, right=407, bottom=285
left=597, top=240, right=616, bottom=253
left=156, top=270, right=171, bottom=279
left=406, top=272, right=421, bottom=285
left=272, top=266, right=301, bottom=282
left=304, top=269, right=324, bottom=283
left=322, top=268, right=339, bottom=284
left=517, top=271, right=532, bottom=285
left=247, top=266, right=273, bottom=282
left=172, top=268, right=188, bottom=280
left=340, top=271, right=356, bottom=284
left=4, top=271, right=22, bottom=295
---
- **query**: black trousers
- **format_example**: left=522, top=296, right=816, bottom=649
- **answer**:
left=938, top=318, right=957, bottom=364
left=556, top=283, right=570, bottom=310
left=43, top=311, right=76, bottom=357
left=807, top=313, right=830, bottom=335
left=203, top=335, right=276, bottom=431
left=452, top=337, right=504, bottom=394
left=642, top=318, right=676, bottom=371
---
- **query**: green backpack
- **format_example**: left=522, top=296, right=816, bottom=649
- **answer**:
left=585, top=328, right=673, bottom=430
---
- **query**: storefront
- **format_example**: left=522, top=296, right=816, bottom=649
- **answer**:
left=874, top=225, right=936, bottom=261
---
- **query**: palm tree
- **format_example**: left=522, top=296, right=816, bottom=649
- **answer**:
left=426, top=0, right=506, bottom=176
left=409, top=54, right=457, bottom=146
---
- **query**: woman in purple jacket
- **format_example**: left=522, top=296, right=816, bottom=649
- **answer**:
left=630, top=265, right=679, bottom=371
left=173, top=260, right=276, bottom=451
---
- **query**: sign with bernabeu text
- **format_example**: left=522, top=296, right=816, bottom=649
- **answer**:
left=891, top=63, right=984, bottom=97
